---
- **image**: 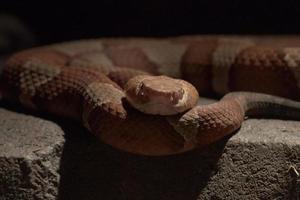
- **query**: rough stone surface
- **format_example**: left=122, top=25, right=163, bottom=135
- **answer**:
left=0, top=107, right=63, bottom=200
left=0, top=98, right=300, bottom=200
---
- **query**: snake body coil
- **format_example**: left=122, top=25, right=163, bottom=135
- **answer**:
left=1, top=36, right=300, bottom=155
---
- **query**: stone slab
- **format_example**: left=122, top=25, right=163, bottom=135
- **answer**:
left=0, top=106, right=63, bottom=200
left=0, top=99, right=300, bottom=200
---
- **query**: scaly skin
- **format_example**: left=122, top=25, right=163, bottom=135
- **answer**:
left=2, top=36, right=300, bottom=155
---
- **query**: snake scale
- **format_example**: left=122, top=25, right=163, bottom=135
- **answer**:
left=2, top=36, right=300, bottom=156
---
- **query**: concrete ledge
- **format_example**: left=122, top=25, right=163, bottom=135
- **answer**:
left=0, top=107, right=63, bottom=200
left=0, top=99, right=300, bottom=200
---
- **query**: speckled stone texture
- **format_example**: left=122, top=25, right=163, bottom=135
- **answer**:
left=0, top=98, right=300, bottom=200
left=0, top=107, right=63, bottom=200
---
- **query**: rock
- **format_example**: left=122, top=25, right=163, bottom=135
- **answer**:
left=0, top=107, right=62, bottom=200
left=0, top=98, right=300, bottom=199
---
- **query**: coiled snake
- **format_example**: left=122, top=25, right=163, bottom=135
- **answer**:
left=1, top=36, right=300, bottom=155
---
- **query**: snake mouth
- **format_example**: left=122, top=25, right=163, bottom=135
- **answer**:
left=125, top=75, right=199, bottom=115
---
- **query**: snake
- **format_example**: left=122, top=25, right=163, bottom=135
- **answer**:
left=2, top=36, right=300, bottom=156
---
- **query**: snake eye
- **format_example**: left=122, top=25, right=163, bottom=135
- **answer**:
left=137, top=83, right=145, bottom=96
left=135, top=82, right=149, bottom=103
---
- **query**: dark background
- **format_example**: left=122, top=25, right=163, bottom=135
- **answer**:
left=2, top=0, right=300, bottom=45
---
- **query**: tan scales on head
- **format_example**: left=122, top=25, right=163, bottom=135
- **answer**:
left=125, top=75, right=199, bottom=115
left=137, top=76, right=184, bottom=104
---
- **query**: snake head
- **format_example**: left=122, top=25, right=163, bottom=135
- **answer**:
left=125, top=75, right=199, bottom=115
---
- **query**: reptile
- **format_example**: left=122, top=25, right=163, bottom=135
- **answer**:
left=1, top=36, right=300, bottom=156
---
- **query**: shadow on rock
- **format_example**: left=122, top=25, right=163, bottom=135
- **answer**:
left=57, top=120, right=229, bottom=200
left=0, top=99, right=229, bottom=200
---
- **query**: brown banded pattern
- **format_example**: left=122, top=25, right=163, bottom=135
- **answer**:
left=2, top=36, right=300, bottom=155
